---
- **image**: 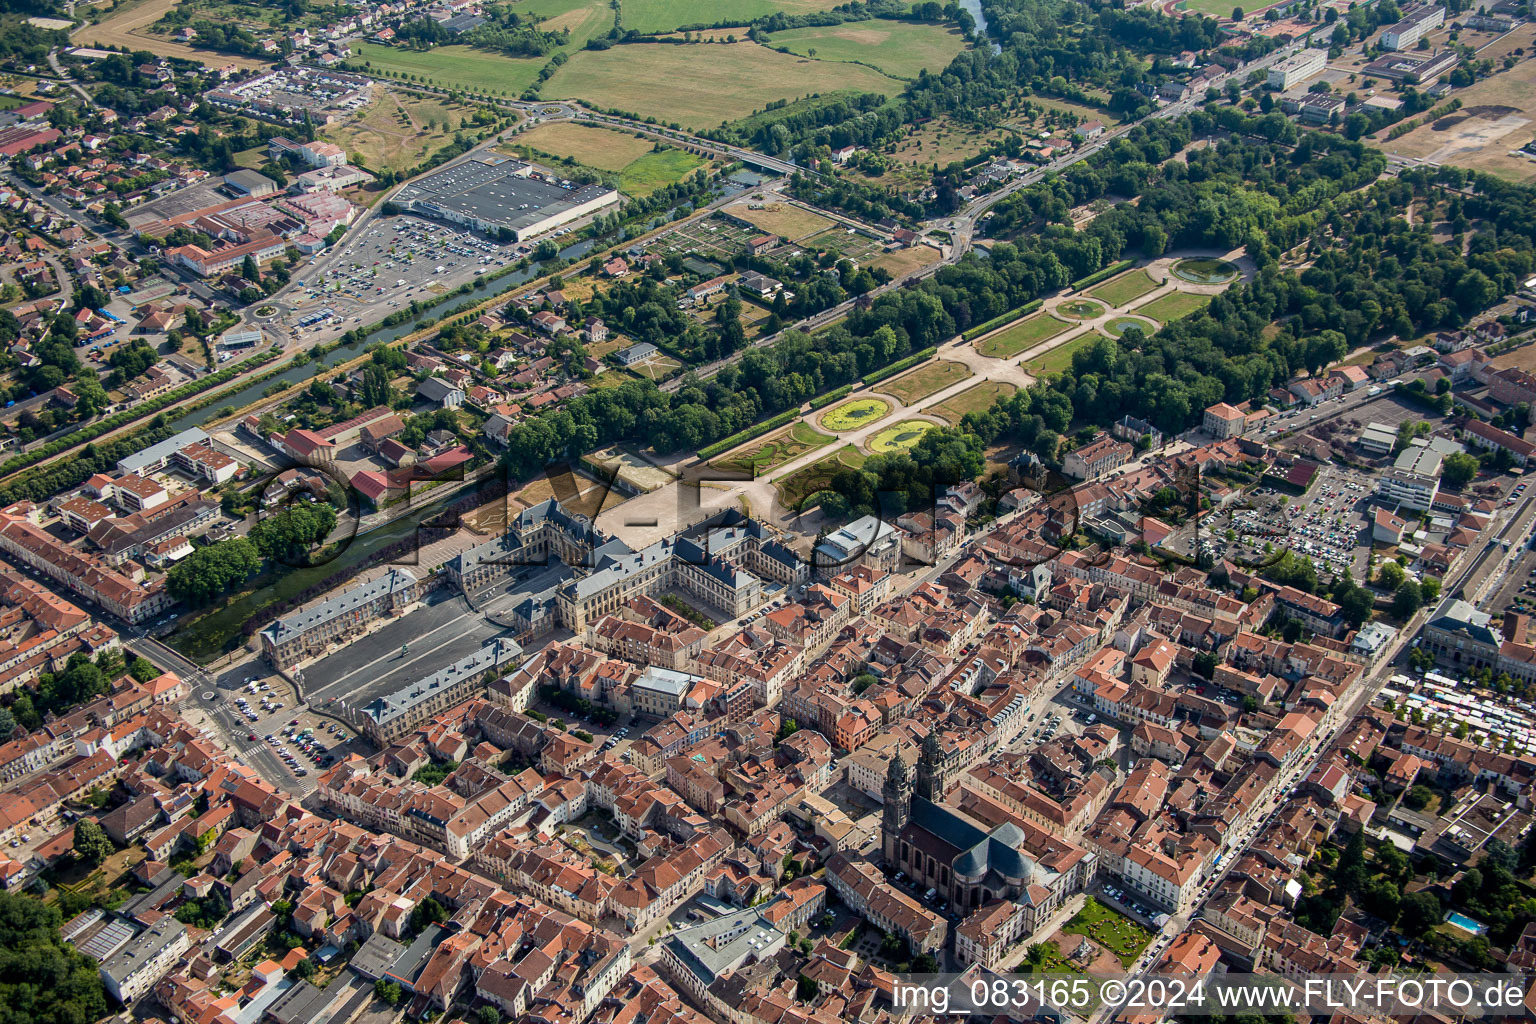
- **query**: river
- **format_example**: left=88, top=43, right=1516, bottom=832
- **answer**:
left=958, top=0, right=1001, bottom=52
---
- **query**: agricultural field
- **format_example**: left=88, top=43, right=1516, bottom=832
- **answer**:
left=927, top=382, right=1016, bottom=425
left=544, top=42, right=899, bottom=129
left=1087, top=270, right=1160, bottom=307
left=873, top=116, right=1016, bottom=190
left=775, top=445, right=867, bottom=509
left=876, top=359, right=973, bottom=405
left=975, top=314, right=1074, bottom=359
left=724, top=201, right=837, bottom=241
left=323, top=90, right=471, bottom=176
left=868, top=419, right=938, bottom=454
left=1135, top=291, right=1210, bottom=323
left=508, top=121, right=706, bottom=196
left=350, top=41, right=546, bottom=97
left=713, top=421, right=835, bottom=475
left=819, top=397, right=892, bottom=432
left=1024, top=334, right=1097, bottom=377
left=511, top=121, right=657, bottom=170
left=513, top=0, right=615, bottom=47
left=74, top=0, right=268, bottom=67
left=1377, top=43, right=1536, bottom=184
left=871, top=244, right=942, bottom=278
left=768, top=22, right=967, bottom=80
left=620, top=0, right=848, bottom=34
left=621, top=149, right=707, bottom=196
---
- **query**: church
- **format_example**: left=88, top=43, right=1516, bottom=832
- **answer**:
left=881, top=733, right=1089, bottom=926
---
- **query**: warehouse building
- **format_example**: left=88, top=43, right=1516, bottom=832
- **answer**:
left=391, top=154, right=619, bottom=241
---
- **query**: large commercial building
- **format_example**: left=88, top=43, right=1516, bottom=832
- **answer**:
left=1381, top=4, right=1445, bottom=50
left=392, top=155, right=619, bottom=241
left=1267, top=48, right=1327, bottom=90
left=1374, top=445, right=1442, bottom=511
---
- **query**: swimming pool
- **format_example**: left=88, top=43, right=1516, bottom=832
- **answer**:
left=1446, top=911, right=1487, bottom=935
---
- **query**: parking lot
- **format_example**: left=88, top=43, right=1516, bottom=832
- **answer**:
left=283, top=214, right=526, bottom=341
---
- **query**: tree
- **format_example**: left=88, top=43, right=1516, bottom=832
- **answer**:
left=374, top=979, right=402, bottom=1006
left=1393, top=579, right=1425, bottom=618
left=1399, top=890, right=1443, bottom=936
left=1192, top=652, right=1218, bottom=679
left=1232, top=5, right=1245, bottom=17
left=129, top=656, right=160, bottom=683
left=409, top=896, right=447, bottom=932
left=1403, top=785, right=1434, bottom=811
left=477, top=1008, right=503, bottom=1024
left=1442, top=452, right=1479, bottom=488
left=242, top=254, right=260, bottom=283
left=0, top=890, right=109, bottom=1024
left=72, top=819, right=113, bottom=867
left=1419, top=577, right=1441, bottom=605
left=167, top=538, right=261, bottom=605
left=1377, top=560, right=1406, bottom=590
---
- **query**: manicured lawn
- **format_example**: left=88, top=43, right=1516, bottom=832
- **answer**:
left=350, top=41, right=546, bottom=97
left=1087, top=270, right=1160, bottom=307
left=713, top=421, right=835, bottom=474
left=774, top=445, right=867, bottom=509
left=630, top=355, right=683, bottom=381
left=1101, top=315, right=1159, bottom=339
left=875, top=359, right=973, bottom=405
left=1024, top=334, right=1097, bottom=377
left=1057, top=298, right=1105, bottom=320
left=976, top=314, right=1073, bottom=358
left=927, top=381, right=1016, bottom=424
left=1135, top=291, right=1211, bottom=323
left=544, top=42, right=899, bottom=129
left=820, top=396, right=892, bottom=432
left=769, top=22, right=967, bottom=79
left=1062, top=898, right=1153, bottom=968
left=1178, top=0, right=1243, bottom=16
left=868, top=419, right=939, bottom=454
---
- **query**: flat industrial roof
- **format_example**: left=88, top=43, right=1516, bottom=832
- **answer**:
left=394, top=155, right=616, bottom=233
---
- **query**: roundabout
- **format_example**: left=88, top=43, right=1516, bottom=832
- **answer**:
left=254, top=305, right=278, bottom=318
left=1057, top=298, right=1105, bottom=320
left=1171, top=257, right=1239, bottom=285
left=867, top=419, right=938, bottom=454
left=1102, top=315, right=1159, bottom=339
left=819, top=397, right=891, bottom=432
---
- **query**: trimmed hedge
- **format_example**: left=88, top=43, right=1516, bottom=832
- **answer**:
left=1070, top=259, right=1134, bottom=292
left=861, top=346, right=937, bottom=386
left=808, top=384, right=855, bottom=411
left=961, top=299, right=1044, bottom=342
left=696, top=408, right=800, bottom=461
